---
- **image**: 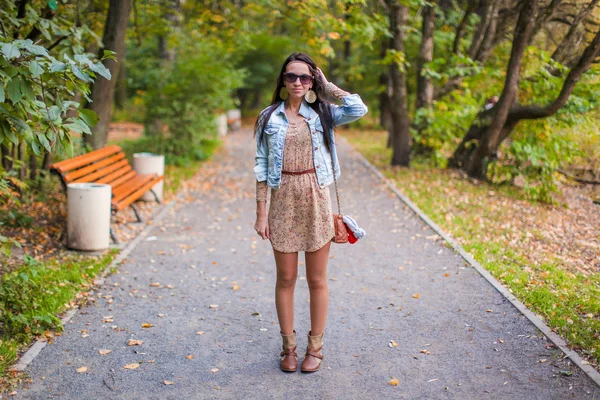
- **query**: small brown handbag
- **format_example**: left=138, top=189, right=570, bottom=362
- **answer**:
left=330, top=153, right=349, bottom=244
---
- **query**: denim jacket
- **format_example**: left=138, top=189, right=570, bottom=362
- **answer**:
left=254, top=93, right=368, bottom=189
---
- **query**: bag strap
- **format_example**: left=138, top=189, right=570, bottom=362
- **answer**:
left=330, top=146, right=341, bottom=215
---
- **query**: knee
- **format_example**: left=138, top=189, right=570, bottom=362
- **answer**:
left=307, top=276, right=327, bottom=291
left=277, top=274, right=297, bottom=289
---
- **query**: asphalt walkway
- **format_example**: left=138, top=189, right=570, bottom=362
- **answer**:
left=14, top=128, right=600, bottom=399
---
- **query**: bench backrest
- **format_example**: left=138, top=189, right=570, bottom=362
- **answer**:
left=50, top=145, right=134, bottom=190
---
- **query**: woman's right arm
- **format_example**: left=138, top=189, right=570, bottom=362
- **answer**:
left=254, top=117, right=270, bottom=240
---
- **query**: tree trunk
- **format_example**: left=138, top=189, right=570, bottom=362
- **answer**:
left=18, top=142, right=25, bottom=181
left=84, top=0, right=132, bottom=150
left=387, top=1, right=411, bottom=166
left=378, top=38, right=392, bottom=133
left=115, top=57, right=127, bottom=109
left=416, top=3, right=435, bottom=110
left=1, top=144, right=10, bottom=171
left=453, top=1, right=475, bottom=54
left=42, top=151, right=52, bottom=170
left=29, top=153, right=37, bottom=180
left=552, top=0, right=599, bottom=64
left=458, top=0, right=539, bottom=178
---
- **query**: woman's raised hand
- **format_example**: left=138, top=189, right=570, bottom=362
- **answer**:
left=316, top=67, right=329, bottom=86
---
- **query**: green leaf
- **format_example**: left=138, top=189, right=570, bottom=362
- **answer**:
left=70, top=65, right=91, bottom=83
left=0, top=84, right=4, bottom=103
left=30, top=140, right=41, bottom=156
left=7, top=115, right=32, bottom=135
left=66, top=119, right=91, bottom=135
left=45, top=105, right=61, bottom=121
left=6, top=78, right=22, bottom=103
left=13, top=39, right=49, bottom=58
left=78, top=109, right=99, bottom=128
left=29, top=61, right=44, bottom=77
left=48, top=0, right=58, bottom=11
left=1, top=43, right=20, bottom=60
left=21, top=80, right=35, bottom=101
left=49, top=60, right=66, bottom=73
left=89, top=61, right=111, bottom=80
left=37, top=132, right=51, bottom=152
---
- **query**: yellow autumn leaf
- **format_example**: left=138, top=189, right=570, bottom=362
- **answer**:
left=328, top=32, right=341, bottom=40
left=232, top=284, right=240, bottom=291
left=127, top=339, right=143, bottom=346
left=142, top=323, right=153, bottom=328
left=389, top=378, right=400, bottom=386
left=124, top=363, right=141, bottom=370
left=98, top=349, right=112, bottom=355
left=187, top=355, right=194, bottom=360
left=149, top=282, right=161, bottom=287
left=164, top=380, right=175, bottom=385
left=196, top=331, right=205, bottom=335
left=412, top=293, right=420, bottom=299
left=76, top=366, right=88, bottom=373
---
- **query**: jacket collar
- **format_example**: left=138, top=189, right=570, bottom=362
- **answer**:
left=275, top=99, right=316, bottom=121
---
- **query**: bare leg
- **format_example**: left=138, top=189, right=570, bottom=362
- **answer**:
left=305, top=241, right=331, bottom=336
left=274, top=249, right=299, bottom=336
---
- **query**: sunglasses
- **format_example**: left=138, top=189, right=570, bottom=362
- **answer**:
left=283, top=73, right=314, bottom=85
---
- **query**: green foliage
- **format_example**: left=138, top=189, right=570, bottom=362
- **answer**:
left=0, top=0, right=112, bottom=206
left=0, top=252, right=116, bottom=341
left=142, top=34, right=244, bottom=165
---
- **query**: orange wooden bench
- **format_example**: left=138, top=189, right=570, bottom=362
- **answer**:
left=51, top=145, right=163, bottom=243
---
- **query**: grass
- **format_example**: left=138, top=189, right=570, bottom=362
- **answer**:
left=342, top=128, right=600, bottom=368
left=0, top=251, right=118, bottom=379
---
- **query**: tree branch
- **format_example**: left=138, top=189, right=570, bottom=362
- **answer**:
left=509, top=26, right=600, bottom=120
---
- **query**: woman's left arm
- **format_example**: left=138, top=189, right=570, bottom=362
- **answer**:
left=317, top=67, right=368, bottom=127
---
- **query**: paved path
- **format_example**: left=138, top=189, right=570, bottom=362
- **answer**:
left=14, top=129, right=600, bottom=399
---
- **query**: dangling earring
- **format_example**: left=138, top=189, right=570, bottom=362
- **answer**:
left=279, top=87, right=289, bottom=100
left=305, top=89, right=317, bottom=103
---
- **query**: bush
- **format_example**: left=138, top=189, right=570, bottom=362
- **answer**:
left=142, top=34, right=244, bottom=164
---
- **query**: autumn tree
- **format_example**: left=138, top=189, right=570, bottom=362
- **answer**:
left=85, top=0, right=132, bottom=149
left=450, top=0, right=600, bottom=179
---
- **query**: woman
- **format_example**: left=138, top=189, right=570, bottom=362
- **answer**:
left=253, top=52, right=367, bottom=373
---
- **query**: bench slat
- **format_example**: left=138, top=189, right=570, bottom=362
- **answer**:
left=72, top=159, right=129, bottom=184
left=108, top=170, right=137, bottom=189
left=96, top=165, right=132, bottom=185
left=114, top=176, right=163, bottom=211
left=63, top=153, right=126, bottom=183
left=112, top=174, right=155, bottom=202
left=51, top=145, right=122, bottom=174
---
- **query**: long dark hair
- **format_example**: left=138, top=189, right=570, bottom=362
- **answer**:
left=254, top=52, right=335, bottom=151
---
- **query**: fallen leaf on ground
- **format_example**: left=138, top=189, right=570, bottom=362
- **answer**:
left=76, top=366, right=88, bottom=373
left=232, top=284, right=240, bottom=291
left=187, top=355, right=194, bottom=360
left=196, top=331, right=205, bottom=335
left=389, top=340, right=399, bottom=347
left=486, top=309, right=493, bottom=313
left=98, top=349, right=112, bottom=355
left=209, top=304, right=218, bottom=309
left=124, top=363, right=141, bottom=370
left=127, top=339, right=144, bottom=346
left=420, top=349, right=431, bottom=355
left=164, top=380, right=175, bottom=385
left=158, top=314, right=165, bottom=317
left=211, top=368, right=219, bottom=373
left=389, top=378, right=400, bottom=386
left=412, top=294, right=420, bottom=299
left=150, top=282, right=161, bottom=287
left=142, top=323, right=154, bottom=328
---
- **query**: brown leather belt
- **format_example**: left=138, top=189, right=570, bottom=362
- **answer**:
left=281, top=168, right=316, bottom=175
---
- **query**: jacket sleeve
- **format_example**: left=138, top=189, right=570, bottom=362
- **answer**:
left=253, top=113, right=268, bottom=183
left=328, top=85, right=368, bottom=127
